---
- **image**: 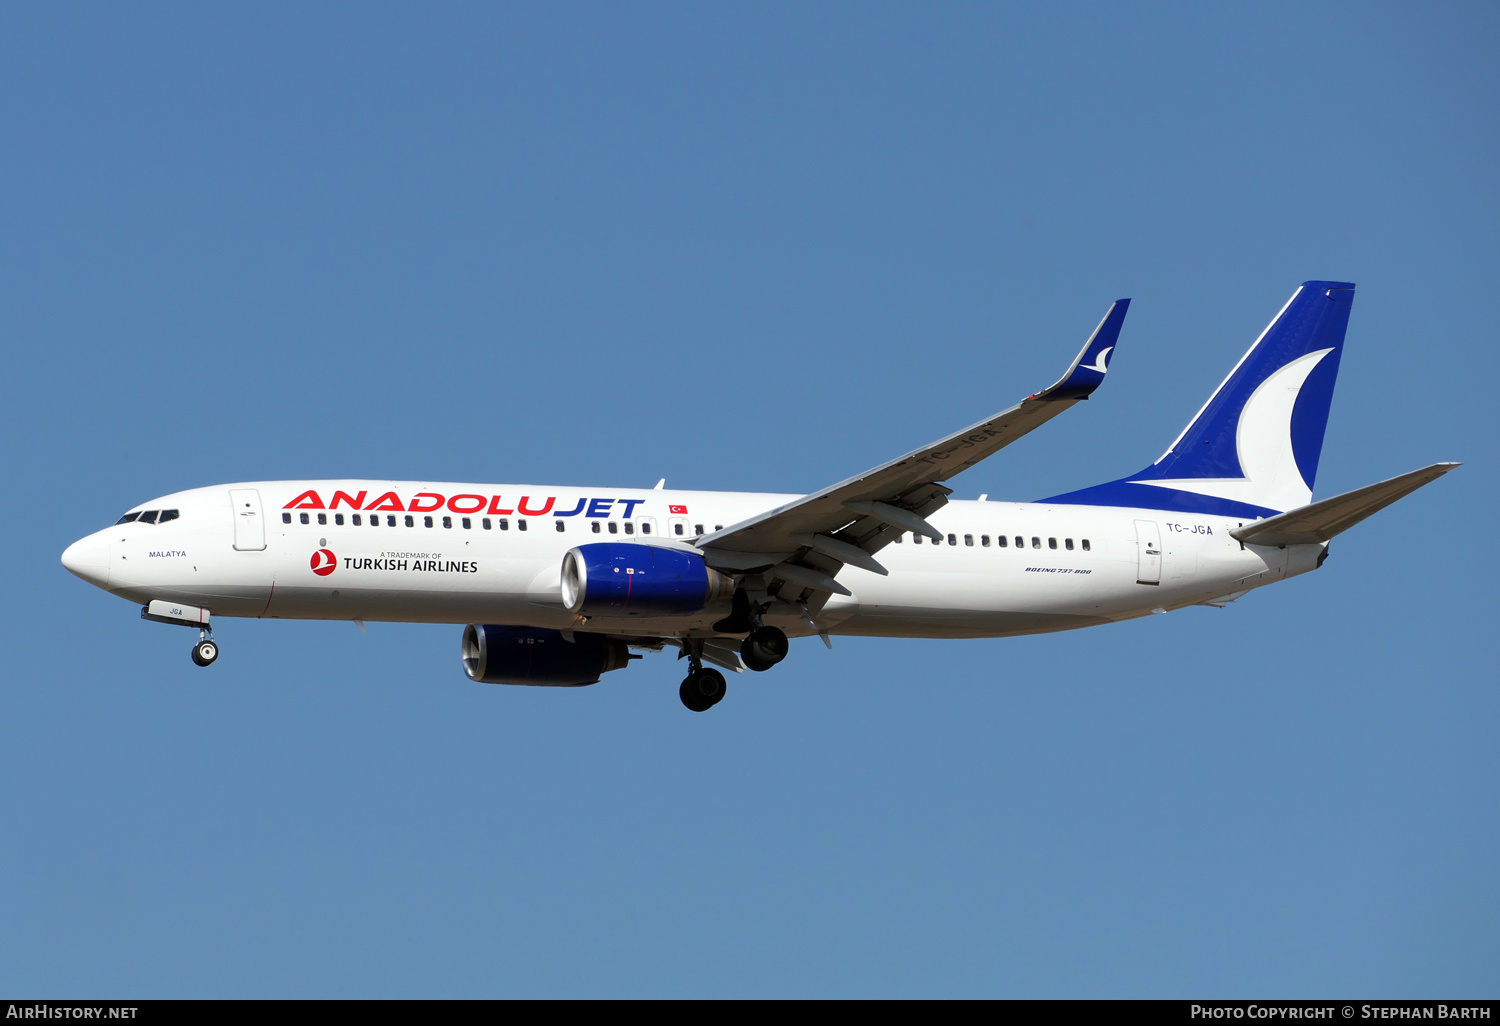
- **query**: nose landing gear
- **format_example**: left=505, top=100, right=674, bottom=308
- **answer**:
left=191, top=629, right=219, bottom=667
left=141, top=602, right=219, bottom=668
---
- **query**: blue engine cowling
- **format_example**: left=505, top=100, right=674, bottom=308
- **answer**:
left=461, top=625, right=631, bottom=686
left=560, top=543, right=732, bottom=617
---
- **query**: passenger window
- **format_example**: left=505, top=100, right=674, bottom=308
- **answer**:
left=423, top=516, right=433, bottom=528
left=518, top=519, right=528, bottom=531
left=964, top=534, right=974, bottom=546
left=353, top=514, right=362, bottom=526
left=608, top=522, right=619, bottom=534
left=893, top=533, right=902, bottom=543
left=1065, top=538, right=1073, bottom=550
left=1031, top=537, right=1040, bottom=549
left=462, top=518, right=471, bottom=529
left=997, top=535, right=1007, bottom=547
left=715, top=525, right=723, bottom=531
left=625, top=522, right=635, bottom=535
left=591, top=522, right=601, bottom=534
left=695, top=524, right=704, bottom=535
left=443, top=516, right=452, bottom=529
left=1048, top=537, right=1057, bottom=550
left=674, top=522, right=684, bottom=536
left=139, top=511, right=160, bottom=524
left=298, top=513, right=309, bottom=525
left=1082, top=539, right=1091, bottom=551
left=116, top=512, right=141, bottom=524
left=387, top=515, right=397, bottom=527
left=947, top=533, right=956, bottom=546
left=1015, top=536, right=1023, bottom=548
left=318, top=513, right=327, bottom=525
left=641, top=522, right=651, bottom=535
left=981, top=535, right=990, bottom=547
left=159, top=509, right=180, bottom=524
left=482, top=518, right=491, bottom=530
left=555, top=520, right=565, bottom=533
left=913, top=533, right=922, bottom=545
left=335, top=514, right=344, bottom=526
left=498, top=519, right=509, bottom=531
left=405, top=515, right=414, bottom=527
left=281, top=512, right=291, bottom=524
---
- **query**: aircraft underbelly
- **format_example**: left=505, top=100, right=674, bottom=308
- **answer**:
left=835, top=608, right=1111, bottom=639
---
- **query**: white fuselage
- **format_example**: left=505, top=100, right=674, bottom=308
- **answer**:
left=62, top=480, right=1324, bottom=641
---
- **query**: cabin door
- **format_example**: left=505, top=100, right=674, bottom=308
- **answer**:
left=230, top=489, right=267, bottom=551
left=1134, top=520, right=1161, bottom=585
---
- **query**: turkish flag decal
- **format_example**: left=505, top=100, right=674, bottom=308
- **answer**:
left=669, top=505, right=688, bottom=515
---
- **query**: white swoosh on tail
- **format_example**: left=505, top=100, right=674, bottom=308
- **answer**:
left=1131, top=348, right=1333, bottom=512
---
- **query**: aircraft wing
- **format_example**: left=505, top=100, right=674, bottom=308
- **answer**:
left=697, top=299, right=1130, bottom=600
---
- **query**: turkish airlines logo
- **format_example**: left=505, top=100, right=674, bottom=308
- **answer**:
left=310, top=549, right=337, bottom=576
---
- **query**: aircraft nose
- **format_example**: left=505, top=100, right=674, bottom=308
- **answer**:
left=61, top=533, right=111, bottom=588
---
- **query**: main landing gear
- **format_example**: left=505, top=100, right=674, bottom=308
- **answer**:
left=191, top=629, right=219, bottom=667
left=678, top=640, right=727, bottom=712
left=740, top=625, right=788, bottom=672
left=679, top=589, right=798, bottom=710
left=679, top=667, right=727, bottom=712
left=713, top=589, right=791, bottom=673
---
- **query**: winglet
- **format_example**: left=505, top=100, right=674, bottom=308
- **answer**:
left=1037, top=298, right=1131, bottom=401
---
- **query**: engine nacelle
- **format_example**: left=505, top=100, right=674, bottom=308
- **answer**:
left=461, top=625, right=631, bottom=686
left=560, top=543, right=733, bottom=617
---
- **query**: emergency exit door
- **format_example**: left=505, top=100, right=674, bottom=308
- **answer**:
left=230, top=489, right=267, bottom=551
left=1134, top=520, right=1161, bottom=585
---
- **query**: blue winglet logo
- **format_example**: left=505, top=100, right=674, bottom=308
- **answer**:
left=1078, top=345, right=1113, bottom=374
left=1044, top=299, right=1130, bottom=401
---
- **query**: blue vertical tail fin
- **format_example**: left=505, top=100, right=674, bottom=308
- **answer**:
left=1042, top=281, right=1354, bottom=517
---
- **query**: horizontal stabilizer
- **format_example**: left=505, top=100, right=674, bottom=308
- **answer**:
left=1230, top=462, right=1460, bottom=547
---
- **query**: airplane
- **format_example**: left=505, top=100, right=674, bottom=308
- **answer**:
left=61, top=281, right=1457, bottom=712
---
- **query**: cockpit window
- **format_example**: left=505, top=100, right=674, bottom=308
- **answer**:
left=138, top=510, right=160, bottom=524
left=158, top=509, right=180, bottom=523
left=116, top=512, right=141, bottom=524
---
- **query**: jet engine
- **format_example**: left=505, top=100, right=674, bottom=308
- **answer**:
left=560, top=543, right=734, bottom=618
left=461, top=624, right=632, bottom=686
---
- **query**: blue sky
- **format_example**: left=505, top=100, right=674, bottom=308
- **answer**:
left=2, top=2, right=1495, bottom=997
